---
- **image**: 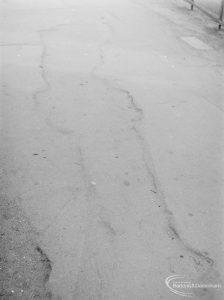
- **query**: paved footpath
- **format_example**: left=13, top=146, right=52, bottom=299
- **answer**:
left=1, top=0, right=224, bottom=299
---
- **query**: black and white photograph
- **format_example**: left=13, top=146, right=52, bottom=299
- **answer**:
left=0, top=0, right=224, bottom=299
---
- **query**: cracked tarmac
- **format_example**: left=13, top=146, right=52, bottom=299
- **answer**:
left=0, top=0, right=224, bottom=299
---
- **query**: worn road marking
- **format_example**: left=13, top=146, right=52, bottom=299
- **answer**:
left=181, top=36, right=213, bottom=50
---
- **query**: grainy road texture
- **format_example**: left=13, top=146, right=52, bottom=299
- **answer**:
left=1, top=0, right=224, bottom=299
left=196, top=0, right=222, bottom=15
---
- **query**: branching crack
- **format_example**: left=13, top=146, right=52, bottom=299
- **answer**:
left=135, top=124, right=214, bottom=273
left=132, top=126, right=158, bottom=192
left=33, top=23, right=69, bottom=108
left=122, top=92, right=215, bottom=276
left=33, top=30, right=51, bottom=107
left=168, top=224, right=214, bottom=268
left=121, top=88, right=143, bottom=120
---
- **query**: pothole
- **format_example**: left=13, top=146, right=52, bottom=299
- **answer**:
left=0, top=194, right=52, bottom=299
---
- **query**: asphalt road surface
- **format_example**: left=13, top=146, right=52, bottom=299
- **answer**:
left=1, top=0, right=224, bottom=299
left=196, top=0, right=223, bottom=15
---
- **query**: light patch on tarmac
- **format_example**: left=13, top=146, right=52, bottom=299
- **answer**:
left=181, top=36, right=213, bottom=50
